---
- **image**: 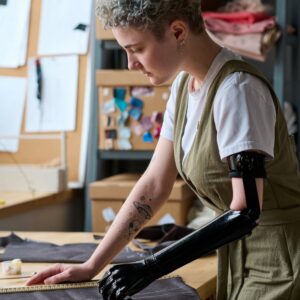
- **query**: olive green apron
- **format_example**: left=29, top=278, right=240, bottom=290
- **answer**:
left=173, top=60, right=300, bottom=299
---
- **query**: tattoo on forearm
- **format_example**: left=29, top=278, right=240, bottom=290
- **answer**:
left=128, top=220, right=142, bottom=237
left=133, top=201, right=153, bottom=220
left=125, top=195, right=154, bottom=241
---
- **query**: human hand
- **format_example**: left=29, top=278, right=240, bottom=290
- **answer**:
left=98, top=259, right=157, bottom=300
left=26, top=262, right=95, bottom=285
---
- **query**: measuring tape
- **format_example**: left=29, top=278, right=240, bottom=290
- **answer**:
left=0, top=280, right=99, bottom=294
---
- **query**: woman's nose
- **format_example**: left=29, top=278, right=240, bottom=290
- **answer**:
left=128, top=56, right=141, bottom=70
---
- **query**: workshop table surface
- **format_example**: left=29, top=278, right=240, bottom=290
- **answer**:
left=0, top=231, right=217, bottom=299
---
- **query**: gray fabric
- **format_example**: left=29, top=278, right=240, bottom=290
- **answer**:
left=0, top=233, right=147, bottom=264
left=0, top=226, right=194, bottom=264
left=0, top=277, right=201, bottom=300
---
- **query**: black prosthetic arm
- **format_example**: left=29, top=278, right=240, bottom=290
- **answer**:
left=143, top=208, right=257, bottom=278
left=98, top=152, right=266, bottom=300
left=227, top=151, right=265, bottom=219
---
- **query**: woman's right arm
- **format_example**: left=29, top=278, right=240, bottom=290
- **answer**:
left=26, top=136, right=178, bottom=285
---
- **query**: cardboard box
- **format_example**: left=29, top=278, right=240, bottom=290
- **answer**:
left=89, top=173, right=195, bottom=232
left=0, top=165, right=67, bottom=193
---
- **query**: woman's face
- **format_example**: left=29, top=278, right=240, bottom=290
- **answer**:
left=112, top=25, right=182, bottom=85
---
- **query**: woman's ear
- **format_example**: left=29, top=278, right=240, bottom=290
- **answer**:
left=169, top=20, right=188, bottom=44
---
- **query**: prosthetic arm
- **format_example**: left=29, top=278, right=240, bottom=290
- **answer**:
left=98, top=152, right=266, bottom=300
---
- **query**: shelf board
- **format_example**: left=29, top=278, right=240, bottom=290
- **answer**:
left=96, top=70, right=174, bottom=86
left=97, top=70, right=153, bottom=86
left=98, top=150, right=153, bottom=160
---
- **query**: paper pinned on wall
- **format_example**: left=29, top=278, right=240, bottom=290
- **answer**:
left=38, top=0, right=93, bottom=55
left=0, top=77, right=27, bottom=152
left=0, top=0, right=31, bottom=68
left=25, top=55, right=79, bottom=132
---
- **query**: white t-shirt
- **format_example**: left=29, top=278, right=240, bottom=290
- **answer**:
left=160, top=48, right=276, bottom=161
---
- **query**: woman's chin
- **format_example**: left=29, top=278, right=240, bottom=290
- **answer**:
left=148, top=76, right=168, bottom=86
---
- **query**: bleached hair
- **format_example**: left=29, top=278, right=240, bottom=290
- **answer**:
left=96, top=0, right=203, bottom=39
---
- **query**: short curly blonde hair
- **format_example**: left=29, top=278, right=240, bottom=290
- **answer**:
left=96, top=0, right=203, bottom=39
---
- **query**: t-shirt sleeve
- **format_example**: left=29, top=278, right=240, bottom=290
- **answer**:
left=213, top=72, right=276, bottom=160
left=160, top=72, right=185, bottom=142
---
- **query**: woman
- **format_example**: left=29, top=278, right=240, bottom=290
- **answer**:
left=27, top=1, right=300, bottom=299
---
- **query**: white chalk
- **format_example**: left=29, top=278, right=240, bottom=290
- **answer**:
left=1, top=259, right=22, bottom=275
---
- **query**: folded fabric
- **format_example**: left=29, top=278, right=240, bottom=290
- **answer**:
left=207, top=28, right=280, bottom=61
left=0, top=233, right=146, bottom=264
left=204, top=17, right=276, bottom=34
left=0, top=277, right=201, bottom=300
left=217, top=0, right=273, bottom=15
left=202, top=11, right=270, bottom=24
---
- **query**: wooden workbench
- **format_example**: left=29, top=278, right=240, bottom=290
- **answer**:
left=0, top=190, right=83, bottom=231
left=0, top=231, right=217, bottom=299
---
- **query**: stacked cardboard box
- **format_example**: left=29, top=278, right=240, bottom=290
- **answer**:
left=89, top=173, right=195, bottom=232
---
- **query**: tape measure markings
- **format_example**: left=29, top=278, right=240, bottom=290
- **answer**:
left=0, top=280, right=99, bottom=294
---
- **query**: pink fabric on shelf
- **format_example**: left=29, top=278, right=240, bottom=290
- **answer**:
left=213, top=32, right=262, bottom=54
left=204, top=17, right=276, bottom=34
left=206, top=30, right=266, bottom=61
left=202, top=11, right=270, bottom=24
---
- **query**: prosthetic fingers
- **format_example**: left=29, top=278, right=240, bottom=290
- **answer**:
left=98, top=151, right=266, bottom=300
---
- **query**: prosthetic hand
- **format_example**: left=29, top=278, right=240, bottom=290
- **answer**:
left=98, top=260, right=155, bottom=300
left=98, top=152, right=265, bottom=300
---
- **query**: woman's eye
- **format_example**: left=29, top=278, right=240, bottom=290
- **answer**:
left=131, top=48, right=142, bottom=53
